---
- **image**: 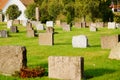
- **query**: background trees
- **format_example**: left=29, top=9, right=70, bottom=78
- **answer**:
left=25, top=0, right=113, bottom=23
left=6, top=4, right=21, bottom=20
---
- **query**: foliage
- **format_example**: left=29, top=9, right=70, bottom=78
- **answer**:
left=114, top=12, right=120, bottom=23
left=25, top=3, right=37, bottom=20
left=6, top=4, right=21, bottom=20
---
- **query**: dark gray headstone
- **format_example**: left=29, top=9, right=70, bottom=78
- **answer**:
left=10, top=26, right=19, bottom=33
left=0, top=30, right=8, bottom=38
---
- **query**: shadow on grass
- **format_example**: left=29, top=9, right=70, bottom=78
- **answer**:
left=84, top=68, right=116, bottom=79
left=89, top=45, right=101, bottom=48
left=54, top=43, right=71, bottom=45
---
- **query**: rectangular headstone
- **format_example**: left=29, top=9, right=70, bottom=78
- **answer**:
left=10, top=26, right=19, bottom=33
left=48, top=56, right=84, bottom=80
left=0, top=30, right=8, bottom=38
left=46, top=27, right=54, bottom=33
left=7, top=20, right=13, bottom=28
left=39, top=33, right=54, bottom=45
left=0, top=14, right=3, bottom=22
left=74, top=22, right=82, bottom=28
left=27, top=30, right=35, bottom=37
left=26, top=22, right=33, bottom=31
left=72, top=35, right=88, bottom=48
left=90, top=23, right=97, bottom=32
left=55, top=20, right=61, bottom=27
left=36, top=23, right=44, bottom=30
left=46, top=21, right=53, bottom=27
left=101, top=35, right=120, bottom=49
left=62, top=24, right=71, bottom=31
left=108, top=22, right=116, bottom=29
left=13, top=20, right=20, bottom=25
left=0, top=46, right=27, bottom=76
left=96, top=22, right=104, bottom=28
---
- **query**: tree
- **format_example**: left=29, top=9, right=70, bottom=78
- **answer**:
left=6, top=4, right=21, bottom=20
left=25, top=3, right=37, bottom=20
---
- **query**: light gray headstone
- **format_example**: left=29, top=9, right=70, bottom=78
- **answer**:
left=72, top=35, right=88, bottom=48
left=22, top=20, right=28, bottom=27
left=116, top=23, right=120, bottom=28
left=36, top=23, right=44, bottom=30
left=0, top=30, right=8, bottom=38
left=46, top=21, right=53, bottom=27
left=7, top=20, right=13, bottom=28
left=90, top=23, right=97, bottom=32
left=108, top=22, right=116, bottom=29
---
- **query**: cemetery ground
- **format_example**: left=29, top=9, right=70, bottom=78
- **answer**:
left=0, top=22, right=120, bottom=80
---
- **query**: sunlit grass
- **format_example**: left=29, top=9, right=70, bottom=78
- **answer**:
left=0, top=22, right=120, bottom=80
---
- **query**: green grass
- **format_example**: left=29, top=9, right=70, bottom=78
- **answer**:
left=0, top=22, right=120, bottom=80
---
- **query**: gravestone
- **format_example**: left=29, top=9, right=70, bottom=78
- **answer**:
left=0, top=14, right=3, bottom=22
left=22, top=20, right=28, bottom=27
left=81, top=22, right=86, bottom=28
left=72, top=35, right=88, bottom=48
left=96, top=22, right=104, bottom=28
left=36, top=23, right=44, bottom=30
left=109, top=42, right=120, bottom=60
left=10, top=26, right=19, bottom=33
left=74, top=22, right=82, bottom=28
left=46, top=27, right=54, bottom=33
left=86, top=22, right=91, bottom=27
left=55, top=20, right=61, bottom=27
left=62, top=24, right=70, bottom=31
left=39, top=33, right=54, bottom=45
left=7, top=20, right=13, bottom=28
left=0, top=46, right=27, bottom=76
left=0, top=30, right=8, bottom=38
left=108, top=22, right=116, bottom=29
left=35, top=7, right=40, bottom=21
left=101, top=35, right=120, bottom=49
left=13, top=20, right=20, bottom=25
left=26, top=22, right=35, bottom=37
left=46, top=21, right=54, bottom=27
left=116, top=23, right=120, bottom=28
left=48, top=56, right=84, bottom=80
left=90, top=23, right=97, bottom=32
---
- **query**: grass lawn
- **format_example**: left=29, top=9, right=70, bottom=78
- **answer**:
left=0, top=22, right=120, bottom=80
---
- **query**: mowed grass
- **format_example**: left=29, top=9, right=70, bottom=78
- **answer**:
left=0, top=22, right=120, bottom=80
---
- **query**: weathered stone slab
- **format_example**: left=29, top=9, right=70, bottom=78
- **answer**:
left=39, top=33, right=54, bottom=45
left=10, top=26, right=19, bottom=33
left=48, top=56, right=84, bottom=80
left=109, top=42, right=120, bottom=60
left=101, top=35, right=120, bottom=49
left=0, top=14, right=3, bottom=22
left=46, top=21, right=53, bottom=27
left=72, top=35, right=88, bottom=48
left=35, top=7, right=40, bottom=21
left=90, top=23, right=97, bottom=32
left=55, top=20, right=61, bottom=27
left=7, top=20, right=13, bottom=28
left=26, top=22, right=33, bottom=31
left=13, top=20, right=20, bottom=25
left=36, top=23, right=44, bottom=30
left=62, top=24, right=70, bottom=31
left=116, top=23, right=120, bottom=28
left=0, top=30, right=8, bottom=38
left=74, top=22, right=82, bottom=28
left=0, top=46, right=27, bottom=76
left=96, top=22, right=104, bottom=28
left=108, top=22, right=116, bottom=29
left=46, top=27, right=54, bottom=33
left=27, top=30, right=35, bottom=37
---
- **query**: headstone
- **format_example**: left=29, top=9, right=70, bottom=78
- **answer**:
left=55, top=20, right=61, bottom=27
left=35, top=7, right=40, bottom=21
left=101, top=35, right=120, bottom=49
left=108, top=22, right=116, bottom=29
left=22, top=20, right=28, bottom=27
left=30, top=21, right=41, bottom=27
left=116, top=23, right=120, bottom=28
left=86, top=22, right=91, bottom=27
left=96, top=22, right=104, bottom=28
left=36, top=23, right=44, bottom=30
left=48, top=56, right=84, bottom=80
left=74, top=22, right=82, bottom=28
left=90, top=23, right=97, bottom=32
left=39, top=33, right=54, bottom=46
left=109, top=42, right=120, bottom=60
left=81, top=22, right=86, bottom=28
left=0, top=30, right=8, bottom=38
left=72, top=35, right=88, bottom=48
left=26, top=22, right=35, bottom=37
left=0, top=14, right=3, bottom=22
left=46, top=27, right=54, bottom=33
left=62, top=24, right=71, bottom=31
left=7, top=20, right=13, bottom=28
left=0, top=46, right=27, bottom=76
left=13, top=20, right=20, bottom=25
left=46, top=21, right=54, bottom=27
left=10, top=26, right=19, bottom=33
